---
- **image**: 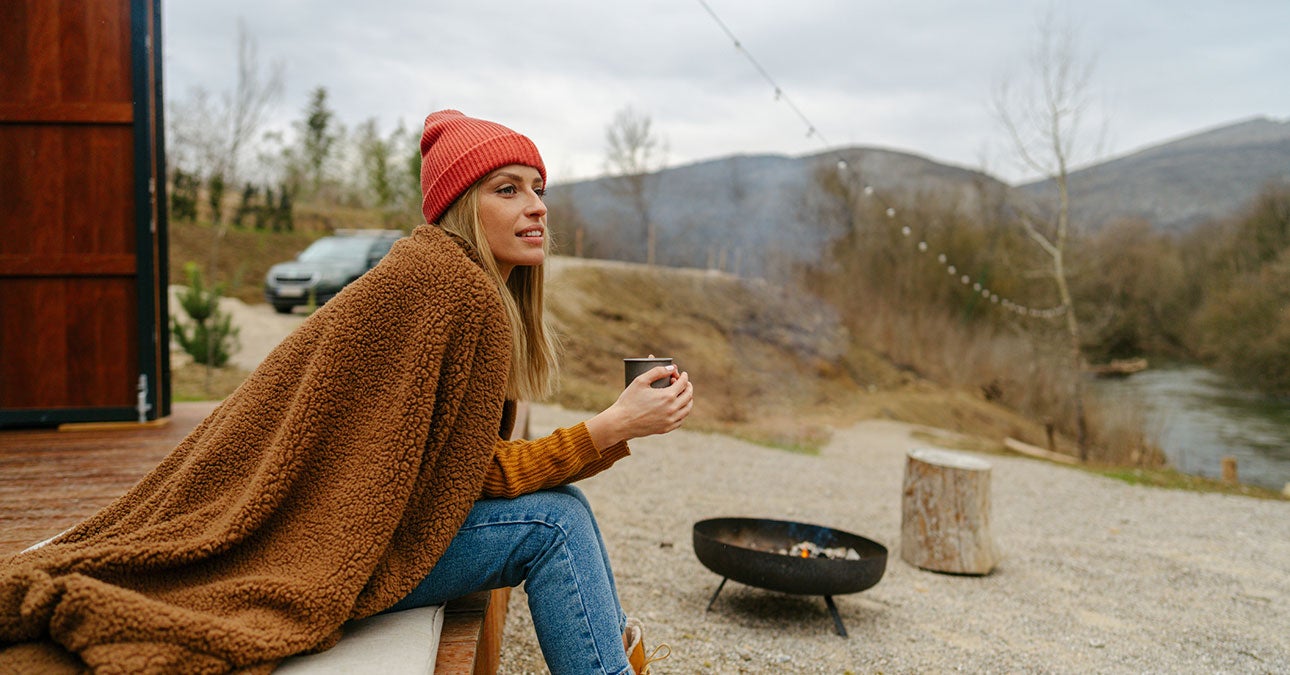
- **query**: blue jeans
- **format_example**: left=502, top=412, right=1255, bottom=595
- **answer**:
left=385, top=485, right=631, bottom=675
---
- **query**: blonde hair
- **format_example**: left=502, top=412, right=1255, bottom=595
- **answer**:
left=437, top=180, right=560, bottom=401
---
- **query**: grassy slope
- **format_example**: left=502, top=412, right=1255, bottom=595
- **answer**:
left=167, top=205, right=405, bottom=304
left=168, top=222, right=321, bottom=305
left=543, top=257, right=1057, bottom=454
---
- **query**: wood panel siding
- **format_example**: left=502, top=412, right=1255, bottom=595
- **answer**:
left=0, top=0, right=167, bottom=426
left=0, top=2, right=133, bottom=104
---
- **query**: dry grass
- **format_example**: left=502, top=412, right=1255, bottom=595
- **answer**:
left=543, top=258, right=1067, bottom=456
left=170, top=362, right=251, bottom=402
left=167, top=214, right=414, bottom=305
left=547, top=260, right=863, bottom=446
left=169, top=222, right=321, bottom=305
left=819, top=285, right=1162, bottom=465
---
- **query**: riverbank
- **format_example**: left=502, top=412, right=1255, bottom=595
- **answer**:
left=1094, top=365, right=1290, bottom=493
left=499, top=404, right=1290, bottom=673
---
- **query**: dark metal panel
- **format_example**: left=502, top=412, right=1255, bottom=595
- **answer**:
left=130, top=0, right=164, bottom=422
left=150, top=0, right=171, bottom=418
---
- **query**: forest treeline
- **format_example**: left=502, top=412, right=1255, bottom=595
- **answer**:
left=794, top=169, right=1290, bottom=402
left=168, top=84, right=425, bottom=233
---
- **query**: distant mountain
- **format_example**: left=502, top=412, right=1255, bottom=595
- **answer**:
left=554, top=117, right=1290, bottom=275
left=1018, top=116, right=1290, bottom=231
left=555, top=147, right=1003, bottom=276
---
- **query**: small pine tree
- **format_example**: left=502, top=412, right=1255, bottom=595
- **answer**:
left=207, top=173, right=226, bottom=224
left=276, top=186, right=294, bottom=232
left=253, top=187, right=269, bottom=231
left=234, top=183, right=256, bottom=228
left=171, top=262, right=240, bottom=368
left=170, top=169, right=199, bottom=221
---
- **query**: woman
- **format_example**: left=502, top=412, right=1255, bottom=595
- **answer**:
left=389, top=110, right=691, bottom=673
left=0, top=110, right=689, bottom=674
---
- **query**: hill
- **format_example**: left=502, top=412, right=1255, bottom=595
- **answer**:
left=555, top=147, right=1003, bottom=278
left=541, top=256, right=1052, bottom=453
left=554, top=117, right=1290, bottom=277
left=1018, top=116, right=1290, bottom=231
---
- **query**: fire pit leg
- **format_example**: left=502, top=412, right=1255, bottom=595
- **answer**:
left=823, top=595, right=848, bottom=638
left=705, top=577, right=729, bottom=611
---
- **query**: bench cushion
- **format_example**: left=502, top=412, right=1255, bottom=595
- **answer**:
left=275, top=605, right=445, bottom=674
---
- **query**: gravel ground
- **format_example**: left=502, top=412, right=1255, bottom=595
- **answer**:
left=499, top=404, right=1290, bottom=674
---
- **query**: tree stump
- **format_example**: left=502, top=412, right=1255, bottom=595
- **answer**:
left=901, top=448, right=999, bottom=575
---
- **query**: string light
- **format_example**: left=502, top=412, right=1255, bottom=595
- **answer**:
left=694, top=0, right=1067, bottom=320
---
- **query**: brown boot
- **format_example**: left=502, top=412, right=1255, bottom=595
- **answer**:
left=623, top=617, right=670, bottom=674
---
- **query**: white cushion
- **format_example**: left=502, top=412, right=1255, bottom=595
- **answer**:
left=275, top=605, right=445, bottom=674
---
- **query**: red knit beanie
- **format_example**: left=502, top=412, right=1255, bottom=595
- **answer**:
left=419, top=110, right=547, bottom=224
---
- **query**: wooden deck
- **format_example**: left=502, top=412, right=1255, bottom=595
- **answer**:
left=0, top=401, right=505, bottom=674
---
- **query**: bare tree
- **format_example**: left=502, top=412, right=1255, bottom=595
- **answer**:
left=228, top=20, right=285, bottom=185
left=165, top=19, right=282, bottom=389
left=169, top=19, right=284, bottom=189
left=604, top=106, right=666, bottom=264
left=992, top=7, right=1108, bottom=458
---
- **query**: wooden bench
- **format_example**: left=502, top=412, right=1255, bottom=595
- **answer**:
left=0, top=401, right=511, bottom=674
left=275, top=588, right=509, bottom=674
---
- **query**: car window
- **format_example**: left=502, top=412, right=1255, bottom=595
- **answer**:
left=371, top=239, right=396, bottom=258
left=298, top=238, right=370, bottom=263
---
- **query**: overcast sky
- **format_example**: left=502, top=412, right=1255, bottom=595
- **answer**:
left=162, top=0, right=1289, bottom=185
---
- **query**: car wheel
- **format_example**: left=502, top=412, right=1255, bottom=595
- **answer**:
left=272, top=303, right=295, bottom=315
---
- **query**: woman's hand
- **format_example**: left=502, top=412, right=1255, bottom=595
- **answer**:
left=585, top=364, right=695, bottom=450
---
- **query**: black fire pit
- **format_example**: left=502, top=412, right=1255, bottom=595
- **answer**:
left=693, top=517, right=887, bottom=637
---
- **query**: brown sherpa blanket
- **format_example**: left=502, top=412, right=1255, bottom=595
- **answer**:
left=0, top=225, right=513, bottom=673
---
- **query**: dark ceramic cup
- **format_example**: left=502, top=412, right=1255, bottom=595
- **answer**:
left=624, top=357, right=674, bottom=389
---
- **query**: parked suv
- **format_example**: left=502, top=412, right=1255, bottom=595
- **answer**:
left=264, top=230, right=401, bottom=313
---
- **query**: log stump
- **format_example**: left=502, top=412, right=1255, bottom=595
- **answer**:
left=901, top=448, right=999, bottom=575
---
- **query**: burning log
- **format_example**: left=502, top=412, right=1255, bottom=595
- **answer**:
left=900, top=448, right=999, bottom=575
left=773, top=541, right=863, bottom=560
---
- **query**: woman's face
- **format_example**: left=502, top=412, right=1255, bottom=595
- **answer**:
left=477, top=164, right=547, bottom=280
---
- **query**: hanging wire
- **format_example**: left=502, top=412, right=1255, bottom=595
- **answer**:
left=692, top=0, right=1067, bottom=319
left=694, top=0, right=834, bottom=149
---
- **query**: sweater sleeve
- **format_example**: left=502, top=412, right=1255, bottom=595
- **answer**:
left=479, top=423, right=631, bottom=498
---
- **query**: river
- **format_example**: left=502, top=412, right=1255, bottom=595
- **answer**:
left=1092, top=365, right=1290, bottom=492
